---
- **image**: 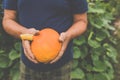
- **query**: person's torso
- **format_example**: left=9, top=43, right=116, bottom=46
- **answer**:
left=17, top=0, right=73, bottom=33
left=18, top=0, right=74, bottom=71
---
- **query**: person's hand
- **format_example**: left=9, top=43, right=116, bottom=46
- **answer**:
left=50, top=32, right=71, bottom=64
left=21, top=28, right=39, bottom=63
left=22, top=40, right=38, bottom=63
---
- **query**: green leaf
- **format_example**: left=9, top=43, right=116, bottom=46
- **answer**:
left=73, top=36, right=86, bottom=46
left=109, top=37, right=117, bottom=45
left=9, top=49, right=20, bottom=60
left=95, top=30, right=107, bottom=41
left=85, top=64, right=93, bottom=72
left=105, top=61, right=113, bottom=69
left=88, top=39, right=101, bottom=48
left=88, top=7, right=105, bottom=14
left=89, top=15, right=104, bottom=29
left=91, top=53, right=99, bottom=61
left=104, top=43, right=118, bottom=63
left=102, top=18, right=115, bottom=30
left=12, top=71, right=20, bottom=80
left=14, top=42, right=21, bottom=51
left=94, top=73, right=108, bottom=80
left=92, top=47, right=106, bottom=56
left=0, top=56, right=12, bottom=68
left=93, top=60, right=107, bottom=72
left=81, top=60, right=93, bottom=72
left=90, top=19, right=104, bottom=29
left=72, top=60, right=79, bottom=69
left=80, top=46, right=89, bottom=59
left=86, top=73, right=94, bottom=80
left=73, top=46, right=81, bottom=59
left=86, top=73, right=108, bottom=80
left=104, top=60, right=114, bottom=79
left=71, top=68, right=85, bottom=79
left=0, top=50, right=4, bottom=54
left=103, top=72, right=114, bottom=80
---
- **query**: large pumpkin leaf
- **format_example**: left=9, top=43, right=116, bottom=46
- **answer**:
left=72, top=60, right=79, bottom=69
left=73, top=36, right=86, bottom=46
left=86, top=73, right=94, bottom=80
left=87, top=73, right=109, bottom=80
left=89, top=15, right=104, bottom=29
left=81, top=60, right=93, bottom=72
left=105, top=62, right=114, bottom=79
left=93, top=60, right=107, bottom=72
left=9, top=49, right=20, bottom=60
left=0, top=56, right=12, bottom=68
left=73, top=46, right=81, bottom=59
left=93, top=73, right=108, bottom=80
left=91, top=53, right=99, bottom=61
left=88, top=6, right=105, bottom=14
left=103, top=72, right=114, bottom=80
left=80, top=46, right=88, bottom=59
left=91, top=47, right=106, bottom=56
left=71, top=68, right=85, bottom=79
left=95, top=30, right=107, bottom=41
left=11, top=71, right=20, bottom=80
left=103, top=43, right=118, bottom=63
left=14, top=42, right=21, bottom=51
left=0, top=49, right=4, bottom=54
left=88, top=39, right=101, bottom=48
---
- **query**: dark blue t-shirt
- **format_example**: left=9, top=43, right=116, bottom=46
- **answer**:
left=3, top=0, right=88, bottom=71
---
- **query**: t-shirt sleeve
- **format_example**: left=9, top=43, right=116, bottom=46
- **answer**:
left=2, top=0, right=17, bottom=10
left=70, top=0, right=88, bottom=14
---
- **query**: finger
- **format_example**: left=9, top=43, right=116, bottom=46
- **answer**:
left=22, top=40, right=38, bottom=63
left=23, top=48, right=38, bottom=63
left=59, top=32, right=66, bottom=42
left=50, top=40, right=69, bottom=64
left=34, top=30, right=40, bottom=36
left=33, top=30, right=40, bottom=35
left=23, top=40, right=34, bottom=59
left=50, top=50, right=64, bottom=64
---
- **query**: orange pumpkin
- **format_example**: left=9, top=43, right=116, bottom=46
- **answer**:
left=31, top=28, right=62, bottom=63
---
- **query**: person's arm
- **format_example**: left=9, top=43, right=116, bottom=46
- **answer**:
left=66, top=13, right=88, bottom=39
left=2, top=10, right=38, bottom=38
left=50, top=13, right=88, bottom=63
left=2, top=9, right=38, bottom=63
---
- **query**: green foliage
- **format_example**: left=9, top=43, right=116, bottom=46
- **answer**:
left=0, top=0, right=119, bottom=80
left=71, top=0, right=118, bottom=80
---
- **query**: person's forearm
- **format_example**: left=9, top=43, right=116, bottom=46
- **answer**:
left=2, top=18, right=29, bottom=38
left=66, top=19, right=88, bottom=39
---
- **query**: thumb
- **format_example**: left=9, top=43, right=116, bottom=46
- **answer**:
left=59, top=32, right=66, bottom=42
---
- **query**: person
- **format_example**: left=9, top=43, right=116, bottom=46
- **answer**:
left=2, top=0, right=88, bottom=80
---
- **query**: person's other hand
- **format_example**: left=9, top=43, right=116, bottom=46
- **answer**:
left=50, top=32, right=71, bottom=64
left=22, top=40, right=38, bottom=63
left=21, top=28, right=39, bottom=63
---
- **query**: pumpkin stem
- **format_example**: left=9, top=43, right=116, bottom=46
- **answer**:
left=20, top=34, right=34, bottom=41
